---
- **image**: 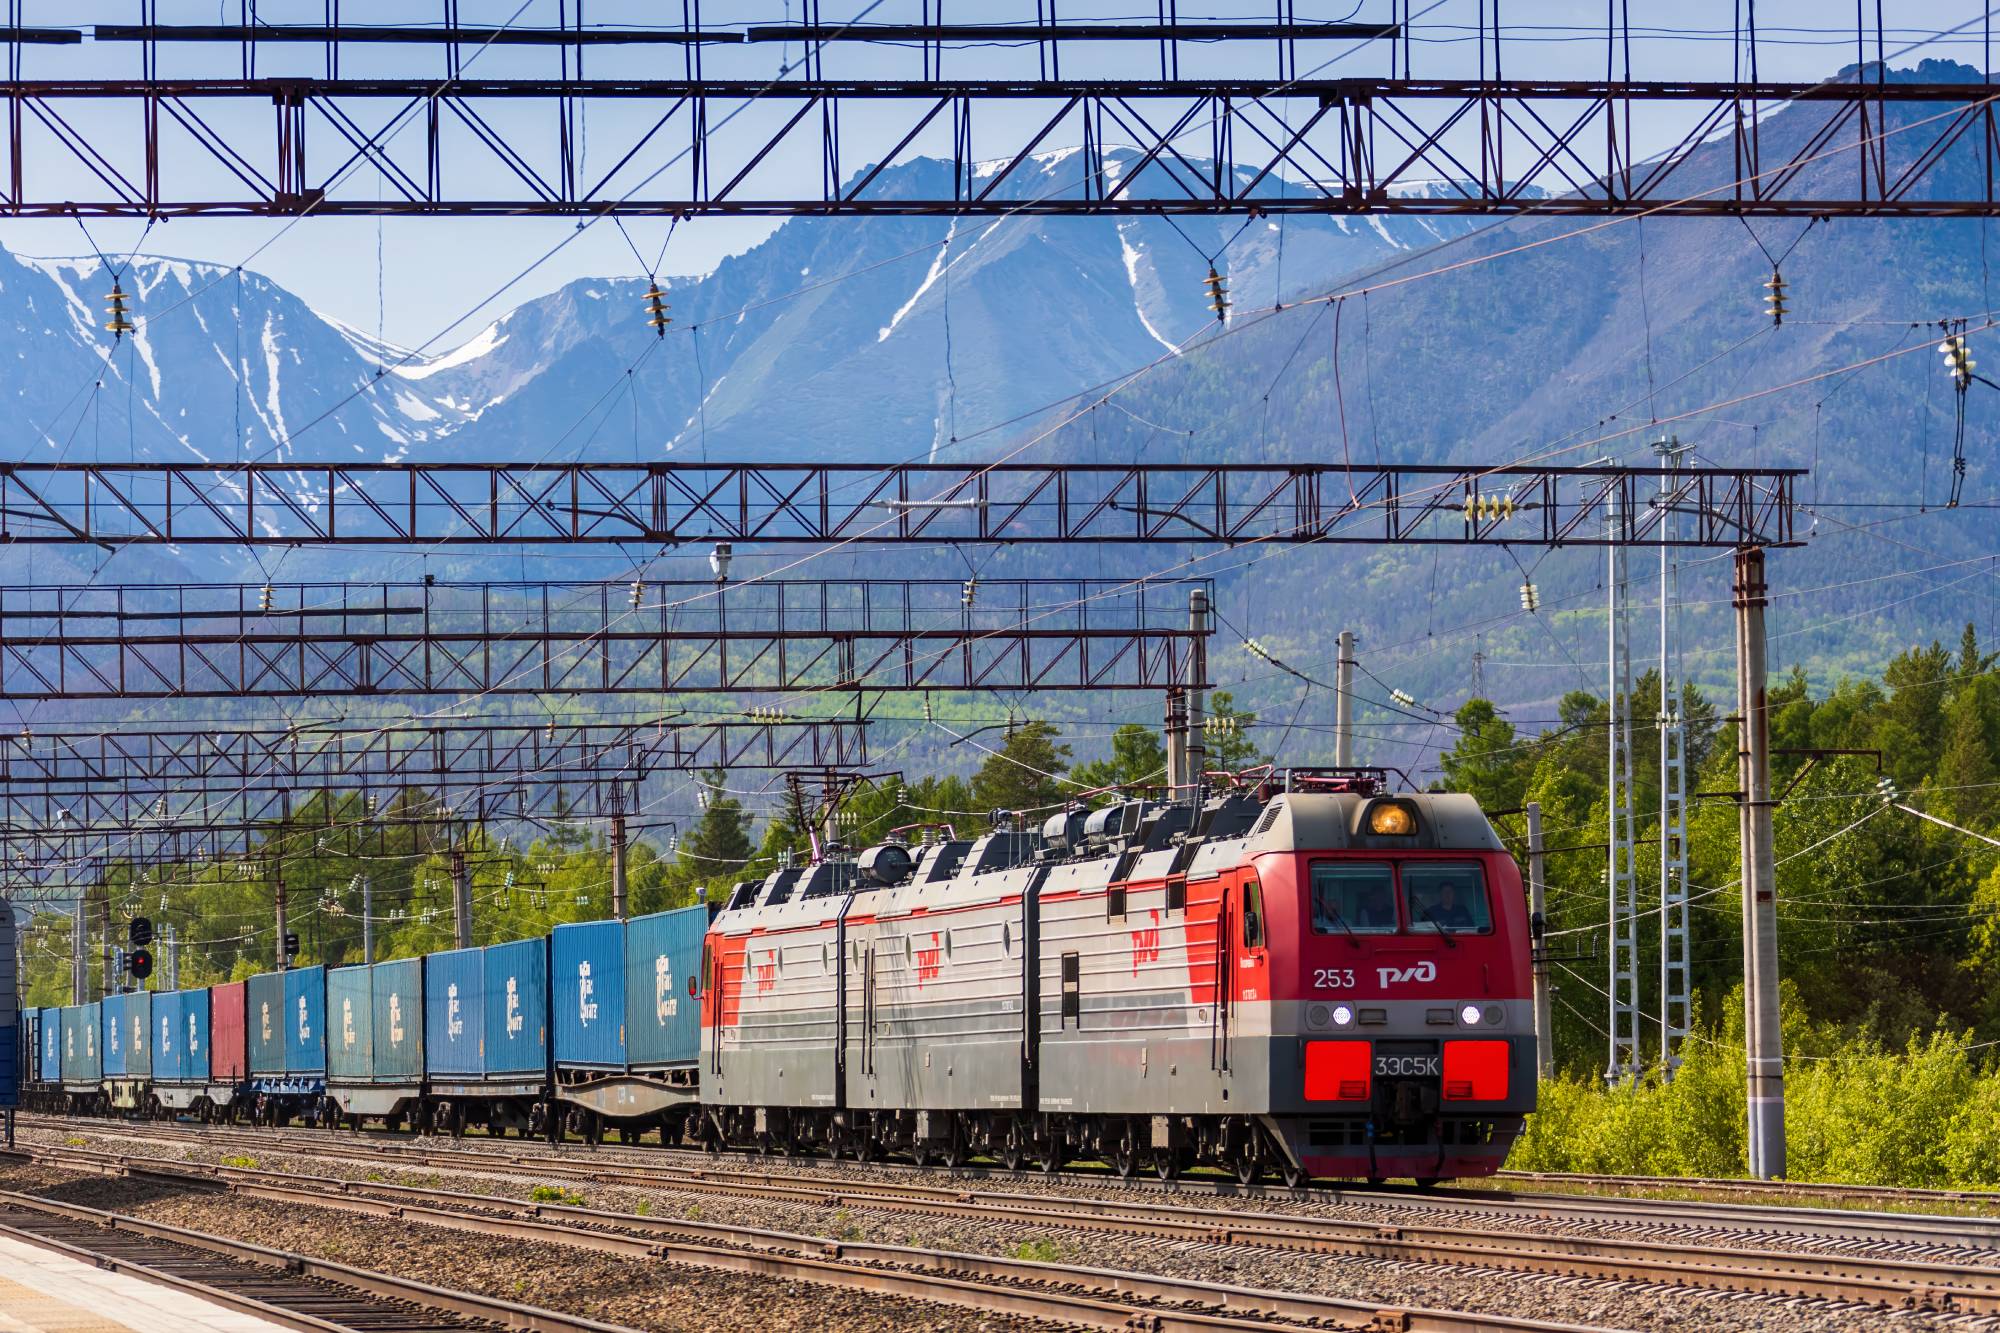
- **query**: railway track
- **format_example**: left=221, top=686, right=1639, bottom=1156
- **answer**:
left=5, top=1141, right=1610, bottom=1333
left=33, top=1112, right=2000, bottom=1252
left=1499, top=1167, right=2000, bottom=1211
left=23, top=1125, right=2000, bottom=1321
left=0, top=1186, right=642, bottom=1333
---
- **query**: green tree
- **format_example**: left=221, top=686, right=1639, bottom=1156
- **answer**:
left=1438, top=698, right=1525, bottom=810
left=969, top=720, right=1072, bottom=814
left=1204, top=690, right=1269, bottom=770
left=1071, top=723, right=1166, bottom=796
left=679, top=768, right=753, bottom=887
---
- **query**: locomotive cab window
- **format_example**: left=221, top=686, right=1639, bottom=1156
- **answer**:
left=1404, top=864, right=1493, bottom=935
left=1241, top=879, right=1265, bottom=950
left=1310, top=863, right=1399, bottom=934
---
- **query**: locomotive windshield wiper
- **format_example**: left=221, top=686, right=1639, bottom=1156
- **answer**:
left=1319, top=896, right=1363, bottom=947
left=1418, top=905, right=1459, bottom=947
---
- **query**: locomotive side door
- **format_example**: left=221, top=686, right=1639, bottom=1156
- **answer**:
left=1214, top=879, right=1235, bottom=1073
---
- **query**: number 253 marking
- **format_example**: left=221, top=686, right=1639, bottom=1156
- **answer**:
left=1313, top=968, right=1357, bottom=990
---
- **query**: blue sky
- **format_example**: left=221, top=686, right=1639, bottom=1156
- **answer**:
left=1, top=1, right=1993, bottom=350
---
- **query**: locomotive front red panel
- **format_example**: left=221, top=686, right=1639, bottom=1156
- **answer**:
left=1258, top=845, right=1535, bottom=1179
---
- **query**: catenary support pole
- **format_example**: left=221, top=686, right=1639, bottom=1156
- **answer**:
left=451, top=848, right=472, bottom=948
left=1187, top=588, right=1209, bottom=793
left=274, top=857, right=288, bottom=971
left=71, top=897, right=85, bottom=1003
left=361, top=874, right=374, bottom=966
left=1734, top=545, right=1785, bottom=1180
left=1526, top=801, right=1554, bottom=1081
left=611, top=814, right=630, bottom=921
left=99, top=890, right=111, bottom=1001
left=1335, top=629, right=1355, bottom=767
left=1164, top=687, right=1188, bottom=800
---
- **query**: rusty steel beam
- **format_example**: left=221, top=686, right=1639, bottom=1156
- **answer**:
left=0, top=576, right=1208, bottom=700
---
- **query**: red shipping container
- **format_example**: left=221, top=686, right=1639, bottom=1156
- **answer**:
left=209, top=982, right=247, bottom=1082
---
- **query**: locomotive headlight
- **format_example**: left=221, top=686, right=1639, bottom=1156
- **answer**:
left=1331, top=1004, right=1354, bottom=1027
left=1367, top=802, right=1417, bottom=836
left=1460, top=1004, right=1482, bottom=1026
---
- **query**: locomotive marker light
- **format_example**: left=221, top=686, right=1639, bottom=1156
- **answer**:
left=1367, top=803, right=1417, bottom=836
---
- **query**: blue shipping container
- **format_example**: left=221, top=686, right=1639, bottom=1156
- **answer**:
left=101, top=993, right=128, bottom=1078
left=425, top=948, right=484, bottom=1078
left=122, top=992, right=153, bottom=1079
left=372, top=958, right=423, bottom=1083
left=328, top=966, right=372, bottom=1082
left=625, top=907, right=705, bottom=1068
left=247, top=972, right=286, bottom=1074
left=286, top=966, right=327, bottom=1077
left=484, top=937, right=548, bottom=1079
left=552, top=921, right=626, bottom=1070
left=39, top=1007, right=60, bottom=1083
left=155, top=990, right=208, bottom=1083
left=61, top=1004, right=100, bottom=1083
left=0, top=911, right=14, bottom=1108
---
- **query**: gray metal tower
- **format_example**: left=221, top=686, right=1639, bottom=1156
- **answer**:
left=1606, top=488, right=1642, bottom=1085
left=1655, top=437, right=1695, bottom=1077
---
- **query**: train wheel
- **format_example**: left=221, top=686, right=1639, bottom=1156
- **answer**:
left=1153, top=1148, right=1181, bottom=1182
left=1040, top=1144, right=1064, bottom=1176
left=1280, top=1160, right=1309, bottom=1189
left=1414, top=1177, right=1439, bottom=1192
left=909, top=1140, right=931, bottom=1168
left=941, top=1126, right=967, bottom=1170
left=997, top=1123, right=1026, bottom=1173
left=1233, top=1136, right=1265, bottom=1186
left=1109, top=1125, right=1140, bottom=1180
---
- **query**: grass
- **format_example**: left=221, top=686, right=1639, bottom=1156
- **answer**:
left=529, top=1185, right=586, bottom=1206
left=1012, top=1239, right=1063, bottom=1264
left=218, top=1154, right=257, bottom=1169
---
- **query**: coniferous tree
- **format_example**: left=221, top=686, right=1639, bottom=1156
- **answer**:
left=969, top=721, right=1072, bottom=815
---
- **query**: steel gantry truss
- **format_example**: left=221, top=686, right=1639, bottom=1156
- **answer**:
left=0, top=9, right=1994, bottom=217
left=0, top=576, right=1205, bottom=700
left=0, top=462, right=1801, bottom=548
left=0, top=717, right=868, bottom=789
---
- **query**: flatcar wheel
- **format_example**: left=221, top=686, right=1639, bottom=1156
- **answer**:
left=941, top=1129, right=967, bottom=1170
left=620, top=1126, right=640, bottom=1146
left=1040, top=1145, right=1064, bottom=1176
left=1153, top=1148, right=1181, bottom=1182
left=1109, top=1127, right=1139, bottom=1180
left=998, top=1124, right=1026, bottom=1173
left=909, top=1141, right=930, bottom=1168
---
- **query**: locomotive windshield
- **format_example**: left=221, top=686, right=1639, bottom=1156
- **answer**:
left=1310, top=863, right=1398, bottom=934
left=1308, top=861, right=1493, bottom=935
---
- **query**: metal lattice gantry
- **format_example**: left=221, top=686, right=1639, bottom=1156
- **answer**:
left=0, top=462, right=1802, bottom=548
left=0, top=8, right=1993, bottom=216
left=0, top=576, right=1207, bottom=699
left=0, top=717, right=868, bottom=789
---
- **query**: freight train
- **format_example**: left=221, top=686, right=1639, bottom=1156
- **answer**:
left=20, top=770, right=1536, bottom=1184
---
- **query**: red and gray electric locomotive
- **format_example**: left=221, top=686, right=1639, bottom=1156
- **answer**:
left=700, top=769, right=1535, bottom=1184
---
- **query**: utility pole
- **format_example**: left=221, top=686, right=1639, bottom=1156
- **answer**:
left=71, top=896, right=86, bottom=1004
left=1655, top=436, right=1693, bottom=1078
left=1164, top=687, right=1188, bottom=800
left=1334, top=629, right=1355, bottom=767
left=273, top=857, right=289, bottom=971
left=1734, top=545, right=1785, bottom=1179
left=99, top=887, right=112, bottom=1002
left=1526, top=802, right=1554, bottom=1081
left=1187, top=587, right=1209, bottom=796
left=361, top=874, right=374, bottom=966
left=611, top=813, right=630, bottom=921
left=1606, top=489, right=1641, bottom=1086
left=451, top=846, right=473, bottom=948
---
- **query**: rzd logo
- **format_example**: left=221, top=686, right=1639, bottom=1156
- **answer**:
left=1376, top=960, right=1438, bottom=988
left=160, top=1015, right=172, bottom=1055
left=578, top=961, right=599, bottom=1024
left=754, top=951, right=777, bottom=993
left=341, top=997, right=356, bottom=1049
left=915, top=933, right=942, bottom=985
left=132, top=1014, right=144, bottom=1054
left=388, top=993, right=405, bottom=1046
left=655, top=955, right=678, bottom=1023
left=297, top=994, right=312, bottom=1043
left=1131, top=910, right=1162, bottom=974
left=446, top=983, right=464, bottom=1039
left=506, top=977, right=524, bottom=1037
left=188, top=1013, right=199, bottom=1054
left=108, top=1019, right=120, bottom=1056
